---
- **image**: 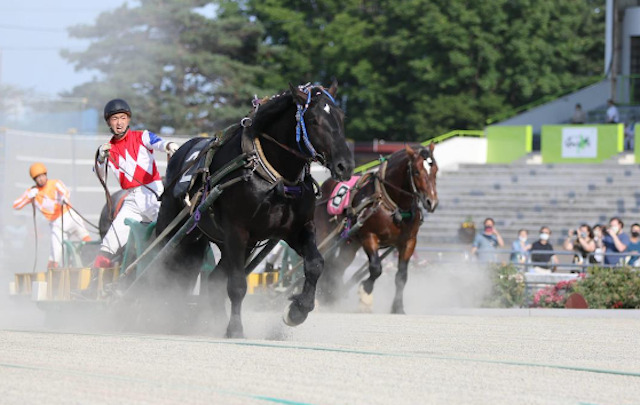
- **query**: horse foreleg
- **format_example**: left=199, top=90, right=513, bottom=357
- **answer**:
left=391, top=259, right=409, bottom=314
left=358, top=236, right=382, bottom=313
left=205, top=264, right=229, bottom=334
left=215, top=230, right=249, bottom=338
left=284, top=223, right=322, bottom=326
left=360, top=235, right=382, bottom=295
left=226, top=260, right=248, bottom=338
left=391, top=239, right=416, bottom=314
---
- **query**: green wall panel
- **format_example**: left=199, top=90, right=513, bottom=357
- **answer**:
left=541, top=124, right=623, bottom=163
left=486, top=125, right=532, bottom=163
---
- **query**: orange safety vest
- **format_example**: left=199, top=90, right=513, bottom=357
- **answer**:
left=13, top=179, right=71, bottom=222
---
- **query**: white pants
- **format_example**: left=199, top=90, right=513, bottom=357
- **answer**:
left=100, top=181, right=163, bottom=255
left=50, top=210, right=91, bottom=264
left=266, top=242, right=286, bottom=266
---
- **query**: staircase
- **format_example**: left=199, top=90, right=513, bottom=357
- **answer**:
left=419, top=153, right=640, bottom=247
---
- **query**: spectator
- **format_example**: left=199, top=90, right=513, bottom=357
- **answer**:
left=592, top=224, right=605, bottom=264
left=562, top=224, right=596, bottom=265
left=571, top=103, right=586, bottom=124
left=530, top=226, right=559, bottom=273
left=510, top=229, right=531, bottom=264
left=626, top=223, right=640, bottom=266
left=606, top=99, right=619, bottom=124
left=471, top=217, right=504, bottom=263
left=602, top=217, right=630, bottom=266
left=624, top=120, right=635, bottom=151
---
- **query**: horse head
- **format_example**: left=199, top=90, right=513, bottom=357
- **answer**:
left=406, top=143, right=439, bottom=213
left=289, top=80, right=354, bottom=181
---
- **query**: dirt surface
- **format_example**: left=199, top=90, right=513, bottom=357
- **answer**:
left=0, top=300, right=638, bottom=405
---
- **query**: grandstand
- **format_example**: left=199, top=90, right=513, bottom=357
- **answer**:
left=418, top=151, right=640, bottom=248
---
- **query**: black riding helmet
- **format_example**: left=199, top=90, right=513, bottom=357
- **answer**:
left=103, top=99, right=132, bottom=122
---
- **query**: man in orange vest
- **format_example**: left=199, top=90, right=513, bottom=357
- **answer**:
left=13, top=163, right=92, bottom=269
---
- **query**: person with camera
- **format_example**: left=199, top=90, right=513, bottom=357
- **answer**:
left=625, top=223, right=640, bottom=266
left=562, top=224, right=596, bottom=267
left=592, top=224, right=605, bottom=264
left=470, top=217, right=504, bottom=263
left=510, top=228, right=531, bottom=265
left=602, top=217, right=629, bottom=266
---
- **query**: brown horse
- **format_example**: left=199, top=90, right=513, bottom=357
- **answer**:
left=315, top=144, right=438, bottom=313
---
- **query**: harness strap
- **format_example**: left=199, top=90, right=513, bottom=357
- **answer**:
left=160, top=136, right=222, bottom=200
left=375, top=160, right=399, bottom=212
left=243, top=132, right=307, bottom=188
left=259, top=132, right=313, bottom=162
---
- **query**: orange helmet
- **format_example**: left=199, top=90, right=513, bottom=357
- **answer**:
left=29, top=163, right=47, bottom=179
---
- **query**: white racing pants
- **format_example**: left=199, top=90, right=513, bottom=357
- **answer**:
left=49, top=210, right=91, bottom=264
left=100, top=181, right=163, bottom=255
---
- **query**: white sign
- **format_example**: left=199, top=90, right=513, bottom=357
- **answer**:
left=561, top=127, right=598, bottom=158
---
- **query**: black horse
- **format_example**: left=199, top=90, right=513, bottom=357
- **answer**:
left=157, top=81, right=354, bottom=337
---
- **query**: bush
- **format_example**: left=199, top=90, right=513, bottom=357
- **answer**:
left=482, top=263, right=527, bottom=308
left=573, top=266, right=640, bottom=309
left=532, top=279, right=579, bottom=308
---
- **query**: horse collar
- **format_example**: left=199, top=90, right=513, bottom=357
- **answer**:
left=376, top=160, right=399, bottom=212
left=242, top=131, right=306, bottom=187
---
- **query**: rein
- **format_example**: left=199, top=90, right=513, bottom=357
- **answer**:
left=258, top=132, right=315, bottom=163
left=101, top=150, right=161, bottom=200
left=378, top=164, right=422, bottom=201
left=94, top=148, right=114, bottom=222
left=374, top=159, right=424, bottom=210
left=31, top=202, right=38, bottom=272
left=63, top=202, right=100, bottom=231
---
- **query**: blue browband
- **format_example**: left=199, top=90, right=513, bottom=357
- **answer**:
left=295, top=87, right=336, bottom=159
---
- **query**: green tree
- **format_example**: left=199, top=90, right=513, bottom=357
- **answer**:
left=248, top=0, right=605, bottom=141
left=62, top=0, right=270, bottom=134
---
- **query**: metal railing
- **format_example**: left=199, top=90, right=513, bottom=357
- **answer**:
left=412, top=246, right=638, bottom=274
left=354, top=129, right=484, bottom=174
left=616, top=74, right=640, bottom=105
left=484, top=76, right=606, bottom=125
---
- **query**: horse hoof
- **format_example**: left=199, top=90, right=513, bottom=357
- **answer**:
left=358, top=284, right=373, bottom=313
left=391, top=304, right=405, bottom=315
left=225, top=328, right=245, bottom=339
left=283, top=302, right=308, bottom=327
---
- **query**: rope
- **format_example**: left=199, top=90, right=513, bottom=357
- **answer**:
left=60, top=204, right=65, bottom=267
left=31, top=202, right=38, bottom=272
left=65, top=204, right=100, bottom=231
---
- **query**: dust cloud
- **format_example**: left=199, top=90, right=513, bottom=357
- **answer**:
left=0, top=218, right=494, bottom=340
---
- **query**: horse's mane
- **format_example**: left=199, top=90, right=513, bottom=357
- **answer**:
left=388, top=145, right=418, bottom=166
left=247, top=90, right=295, bottom=132
left=245, top=84, right=332, bottom=133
